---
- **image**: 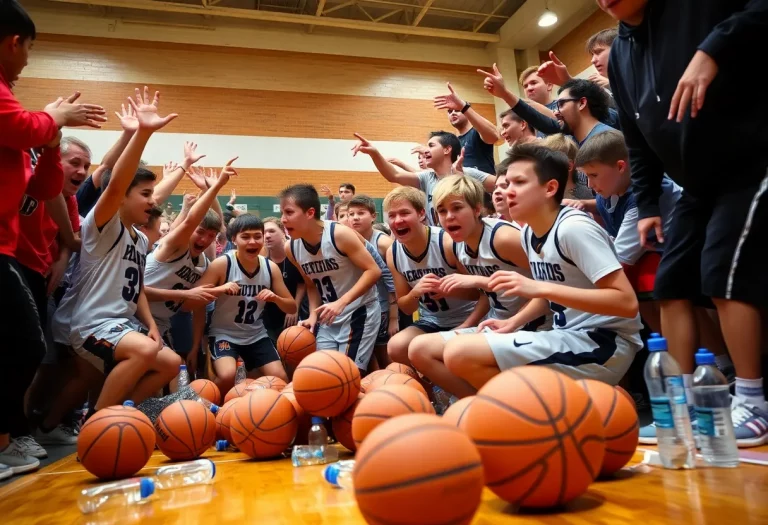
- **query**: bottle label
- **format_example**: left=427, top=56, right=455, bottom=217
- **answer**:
left=664, top=376, right=687, bottom=405
left=695, top=407, right=730, bottom=437
left=650, top=397, right=675, bottom=429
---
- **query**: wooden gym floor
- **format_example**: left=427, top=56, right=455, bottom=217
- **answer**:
left=1, top=445, right=766, bottom=524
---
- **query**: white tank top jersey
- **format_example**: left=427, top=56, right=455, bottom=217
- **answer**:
left=70, top=211, right=149, bottom=343
left=369, top=229, right=391, bottom=309
left=521, top=207, right=643, bottom=342
left=50, top=251, right=82, bottom=345
left=456, top=217, right=529, bottom=320
left=145, top=248, right=209, bottom=334
left=291, top=221, right=377, bottom=323
left=417, top=167, right=489, bottom=226
left=392, top=226, right=477, bottom=328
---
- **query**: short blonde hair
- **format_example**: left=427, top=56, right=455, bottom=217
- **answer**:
left=262, top=216, right=285, bottom=233
left=519, top=65, right=541, bottom=87
left=383, top=186, right=427, bottom=213
left=432, top=175, right=484, bottom=210
left=540, top=133, right=579, bottom=162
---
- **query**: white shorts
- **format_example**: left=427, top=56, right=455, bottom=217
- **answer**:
left=316, top=301, right=381, bottom=370
left=72, top=319, right=145, bottom=373
left=484, top=328, right=641, bottom=386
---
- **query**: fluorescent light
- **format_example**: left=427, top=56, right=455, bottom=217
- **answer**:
left=538, top=10, right=558, bottom=27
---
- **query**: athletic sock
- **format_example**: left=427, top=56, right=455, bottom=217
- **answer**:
left=735, top=377, right=768, bottom=410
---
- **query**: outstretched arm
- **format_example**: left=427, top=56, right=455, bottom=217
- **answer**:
left=434, top=82, right=500, bottom=144
left=352, top=133, right=421, bottom=187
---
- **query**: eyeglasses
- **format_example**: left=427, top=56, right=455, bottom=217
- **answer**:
left=555, top=97, right=581, bottom=110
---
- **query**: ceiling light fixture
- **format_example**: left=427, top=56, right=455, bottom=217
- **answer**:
left=538, top=1, right=558, bottom=28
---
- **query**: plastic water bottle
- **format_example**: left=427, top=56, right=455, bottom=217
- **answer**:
left=291, top=417, right=338, bottom=466
left=324, top=460, right=355, bottom=489
left=78, top=459, right=216, bottom=514
left=123, top=400, right=135, bottom=407
left=234, top=358, right=247, bottom=385
left=692, top=349, right=739, bottom=467
left=309, top=417, right=328, bottom=447
left=177, top=365, right=190, bottom=390
left=644, top=335, right=696, bottom=469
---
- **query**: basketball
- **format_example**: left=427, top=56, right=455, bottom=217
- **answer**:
left=353, top=414, right=484, bottom=525
left=332, top=394, right=364, bottom=452
left=368, top=372, right=429, bottom=399
left=277, top=325, right=316, bottom=367
left=577, top=379, right=639, bottom=475
left=293, top=350, right=361, bottom=417
left=616, top=385, right=635, bottom=407
left=216, top=398, right=240, bottom=442
left=224, top=382, right=250, bottom=403
left=352, top=384, right=434, bottom=448
left=281, top=389, right=311, bottom=446
left=77, top=405, right=155, bottom=480
left=190, top=379, right=221, bottom=405
left=442, top=396, right=474, bottom=431
left=361, top=369, right=393, bottom=393
left=244, top=378, right=256, bottom=386
left=386, top=362, right=419, bottom=380
left=465, top=367, right=605, bottom=508
left=282, top=382, right=294, bottom=395
left=230, top=389, right=298, bottom=458
left=154, top=400, right=217, bottom=460
left=251, top=375, right=287, bottom=392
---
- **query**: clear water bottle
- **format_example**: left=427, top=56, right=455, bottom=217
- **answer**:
left=308, top=417, right=328, bottom=447
left=152, top=458, right=216, bottom=489
left=292, top=417, right=338, bottom=466
left=177, top=365, right=190, bottom=390
left=692, top=349, right=739, bottom=467
left=644, top=335, right=696, bottom=469
left=324, top=460, right=355, bottom=489
left=234, top=358, right=247, bottom=385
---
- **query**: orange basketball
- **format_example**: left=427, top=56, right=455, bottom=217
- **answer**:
left=224, top=382, right=249, bottom=403
left=442, top=396, right=474, bottom=431
left=281, top=389, right=311, bottom=446
left=368, top=372, right=429, bottom=399
left=190, top=379, right=221, bottom=405
left=361, top=369, right=393, bottom=393
left=282, top=382, right=294, bottom=395
left=353, top=414, right=484, bottom=525
left=215, top=398, right=239, bottom=442
left=277, top=325, right=316, bottom=367
left=77, top=405, right=155, bottom=479
left=352, top=385, right=434, bottom=448
left=293, top=350, right=361, bottom=417
left=465, top=367, right=605, bottom=508
left=615, top=385, right=635, bottom=407
left=577, top=380, right=639, bottom=475
left=386, top=363, right=419, bottom=380
left=332, top=394, right=364, bottom=452
left=251, top=375, right=287, bottom=392
left=244, top=378, right=256, bottom=385
left=230, top=389, right=298, bottom=458
left=154, top=400, right=217, bottom=460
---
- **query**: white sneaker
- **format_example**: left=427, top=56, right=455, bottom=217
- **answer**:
left=0, top=441, right=40, bottom=474
left=35, top=425, right=78, bottom=446
left=12, top=435, right=48, bottom=459
left=0, top=463, right=12, bottom=480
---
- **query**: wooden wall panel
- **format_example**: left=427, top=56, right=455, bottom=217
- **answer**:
left=548, top=10, right=617, bottom=74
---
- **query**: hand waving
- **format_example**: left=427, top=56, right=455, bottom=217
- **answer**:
left=128, top=86, right=177, bottom=131
left=351, top=133, right=378, bottom=157
left=433, top=82, right=465, bottom=112
left=319, top=185, right=333, bottom=198
left=477, top=63, right=508, bottom=99
left=115, top=103, right=139, bottom=132
left=183, top=141, right=206, bottom=166
left=228, top=189, right=237, bottom=206
left=537, top=51, right=571, bottom=86
left=163, top=161, right=180, bottom=178
left=210, top=157, right=239, bottom=188
left=185, top=166, right=208, bottom=191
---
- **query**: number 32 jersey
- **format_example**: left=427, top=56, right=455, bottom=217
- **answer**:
left=208, top=253, right=272, bottom=345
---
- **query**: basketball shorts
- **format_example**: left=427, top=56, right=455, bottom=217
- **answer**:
left=624, top=252, right=661, bottom=301
left=412, top=319, right=456, bottom=334
left=437, top=315, right=550, bottom=342
left=166, top=311, right=193, bottom=356
left=316, top=301, right=381, bottom=370
left=211, top=337, right=280, bottom=372
left=42, top=297, right=71, bottom=365
left=484, top=328, right=641, bottom=386
left=73, top=319, right=146, bottom=374
left=375, top=307, right=390, bottom=346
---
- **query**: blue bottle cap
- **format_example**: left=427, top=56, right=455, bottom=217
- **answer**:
left=179, top=365, right=187, bottom=371
left=311, top=417, right=324, bottom=425
left=647, top=337, right=668, bottom=352
left=323, top=463, right=339, bottom=486
left=649, top=333, right=661, bottom=339
left=216, top=439, right=229, bottom=452
left=695, top=348, right=715, bottom=366
left=210, top=404, right=219, bottom=415
left=123, top=400, right=135, bottom=407
left=139, top=477, right=155, bottom=498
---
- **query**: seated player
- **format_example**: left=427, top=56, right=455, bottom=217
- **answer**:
left=383, top=187, right=481, bottom=367
left=491, top=168, right=512, bottom=222
left=348, top=195, right=399, bottom=369
left=441, top=143, right=643, bottom=390
left=406, top=175, right=537, bottom=397
left=281, top=184, right=382, bottom=375
left=188, top=215, right=295, bottom=393
left=68, top=87, right=182, bottom=414
left=539, top=134, right=595, bottom=211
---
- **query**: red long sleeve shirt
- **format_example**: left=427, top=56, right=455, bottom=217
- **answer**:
left=0, top=67, right=60, bottom=258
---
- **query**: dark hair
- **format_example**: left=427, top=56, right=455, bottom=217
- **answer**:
left=347, top=195, right=376, bottom=215
left=147, top=206, right=163, bottom=224
left=558, top=78, right=610, bottom=123
left=100, top=169, right=112, bottom=190
left=373, top=222, right=391, bottom=236
left=586, top=28, right=618, bottom=54
left=227, top=214, right=264, bottom=239
left=279, top=184, right=321, bottom=219
left=429, top=131, right=461, bottom=162
left=126, top=167, right=157, bottom=194
left=499, top=108, right=535, bottom=135
left=339, top=182, right=356, bottom=194
left=223, top=210, right=235, bottom=226
left=498, top=142, right=570, bottom=204
left=200, top=209, right=223, bottom=232
left=482, top=192, right=494, bottom=216
left=0, top=1, right=36, bottom=41
left=575, top=129, right=628, bottom=167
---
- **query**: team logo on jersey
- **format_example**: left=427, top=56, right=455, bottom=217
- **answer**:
left=217, top=341, right=231, bottom=352
left=109, top=324, right=125, bottom=333
left=19, top=195, right=39, bottom=216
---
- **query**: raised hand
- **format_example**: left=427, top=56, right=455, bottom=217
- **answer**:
left=433, top=82, right=465, bottom=112
left=669, top=50, right=718, bottom=122
left=183, top=141, right=206, bottom=167
left=115, top=103, right=139, bottom=132
left=228, top=189, right=237, bottom=206
left=319, top=185, right=334, bottom=198
left=44, top=91, right=81, bottom=111
left=127, top=86, right=178, bottom=131
left=537, top=51, right=571, bottom=86
left=181, top=190, right=198, bottom=210
left=351, top=133, right=378, bottom=157
left=185, top=166, right=208, bottom=191
left=477, top=63, right=508, bottom=99
left=410, top=145, right=428, bottom=155
left=451, top=147, right=465, bottom=174
left=46, top=90, right=107, bottom=128
left=588, top=73, right=610, bottom=90
left=211, top=157, right=238, bottom=188
left=163, top=161, right=180, bottom=178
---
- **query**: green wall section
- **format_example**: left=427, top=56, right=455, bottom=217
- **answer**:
left=162, top=196, right=386, bottom=219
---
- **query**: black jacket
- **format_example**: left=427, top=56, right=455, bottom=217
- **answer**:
left=608, top=0, right=768, bottom=219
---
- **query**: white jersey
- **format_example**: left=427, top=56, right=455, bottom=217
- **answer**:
left=50, top=251, right=82, bottom=345
left=456, top=218, right=529, bottom=320
left=392, top=226, right=476, bottom=328
left=521, top=207, right=642, bottom=342
left=369, top=229, right=392, bottom=309
left=208, top=253, right=272, bottom=345
left=291, top=221, right=377, bottom=323
left=417, top=168, right=489, bottom=226
left=70, top=211, right=149, bottom=345
left=145, top=248, right=209, bottom=335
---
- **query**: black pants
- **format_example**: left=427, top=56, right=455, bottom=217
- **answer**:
left=0, top=257, right=47, bottom=436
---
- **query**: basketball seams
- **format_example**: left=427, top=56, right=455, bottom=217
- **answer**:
left=507, top=459, right=551, bottom=507
left=455, top=400, right=472, bottom=428
left=87, top=413, right=155, bottom=432
left=179, top=401, right=199, bottom=453
left=355, top=461, right=483, bottom=495
left=603, top=390, right=618, bottom=428
left=111, top=425, right=124, bottom=479
left=564, top=399, right=603, bottom=482
left=157, top=411, right=197, bottom=457
left=485, top=442, right=561, bottom=488
left=368, top=389, right=421, bottom=413
left=605, top=420, right=639, bottom=441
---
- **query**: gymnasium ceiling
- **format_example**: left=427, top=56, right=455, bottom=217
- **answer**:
left=36, top=0, right=597, bottom=45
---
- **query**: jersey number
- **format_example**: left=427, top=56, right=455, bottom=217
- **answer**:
left=165, top=283, right=187, bottom=313
left=422, top=293, right=449, bottom=313
left=487, top=291, right=506, bottom=311
left=234, top=300, right=259, bottom=325
left=550, top=301, right=567, bottom=327
left=122, top=268, right=140, bottom=304
left=313, top=276, right=338, bottom=303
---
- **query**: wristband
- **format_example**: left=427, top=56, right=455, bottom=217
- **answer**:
left=460, top=102, right=471, bottom=114
left=226, top=204, right=235, bottom=211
